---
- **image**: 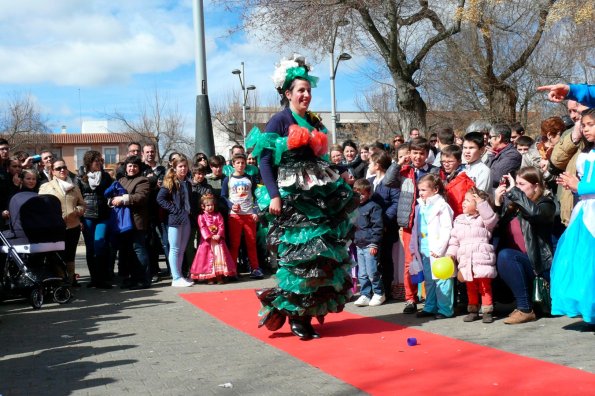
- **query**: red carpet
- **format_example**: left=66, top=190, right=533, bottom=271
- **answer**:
left=182, top=289, right=595, bottom=395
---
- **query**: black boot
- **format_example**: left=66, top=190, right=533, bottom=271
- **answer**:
left=289, top=316, right=312, bottom=340
left=304, top=316, right=320, bottom=339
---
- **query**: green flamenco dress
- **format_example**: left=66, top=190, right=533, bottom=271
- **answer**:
left=247, top=112, right=357, bottom=332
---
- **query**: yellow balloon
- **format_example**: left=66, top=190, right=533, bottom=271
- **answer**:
left=432, top=257, right=455, bottom=280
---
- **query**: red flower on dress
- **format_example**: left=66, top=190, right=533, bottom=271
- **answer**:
left=287, top=124, right=310, bottom=150
left=309, top=130, right=328, bottom=157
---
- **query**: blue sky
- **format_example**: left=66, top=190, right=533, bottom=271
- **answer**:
left=0, top=0, right=363, bottom=135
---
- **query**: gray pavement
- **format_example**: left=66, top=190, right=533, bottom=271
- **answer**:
left=0, top=247, right=593, bottom=395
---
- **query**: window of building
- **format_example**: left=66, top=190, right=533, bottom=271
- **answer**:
left=103, top=147, right=118, bottom=165
left=74, top=147, right=91, bottom=170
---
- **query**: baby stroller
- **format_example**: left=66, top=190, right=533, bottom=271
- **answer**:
left=0, top=192, right=72, bottom=309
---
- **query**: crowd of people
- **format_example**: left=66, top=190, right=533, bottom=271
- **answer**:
left=0, top=61, right=593, bottom=339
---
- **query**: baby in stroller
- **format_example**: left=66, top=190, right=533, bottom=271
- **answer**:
left=0, top=192, right=71, bottom=309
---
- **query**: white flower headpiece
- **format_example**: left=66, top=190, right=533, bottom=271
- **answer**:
left=272, top=53, right=318, bottom=92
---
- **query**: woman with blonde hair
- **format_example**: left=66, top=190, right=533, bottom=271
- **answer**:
left=157, top=154, right=195, bottom=287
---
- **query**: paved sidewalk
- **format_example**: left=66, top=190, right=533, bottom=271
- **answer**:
left=0, top=247, right=593, bottom=395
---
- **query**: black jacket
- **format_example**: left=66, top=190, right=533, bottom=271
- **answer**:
left=354, top=199, right=384, bottom=249
left=498, top=187, right=555, bottom=275
left=341, top=156, right=367, bottom=180
left=77, top=170, right=113, bottom=220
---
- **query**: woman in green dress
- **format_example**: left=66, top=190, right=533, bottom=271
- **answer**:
left=249, top=55, right=357, bottom=340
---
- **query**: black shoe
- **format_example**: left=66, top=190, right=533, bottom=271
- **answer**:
left=129, top=283, right=151, bottom=290
left=151, top=274, right=160, bottom=283
left=416, top=310, right=435, bottom=318
left=86, top=282, right=97, bottom=288
left=95, top=282, right=113, bottom=289
left=121, top=278, right=134, bottom=288
left=434, top=313, right=452, bottom=320
left=403, top=301, right=417, bottom=314
left=289, top=317, right=312, bottom=340
left=158, top=269, right=170, bottom=277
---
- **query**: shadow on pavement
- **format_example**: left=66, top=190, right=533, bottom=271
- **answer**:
left=0, top=287, right=172, bottom=395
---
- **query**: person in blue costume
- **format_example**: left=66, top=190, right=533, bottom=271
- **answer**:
left=248, top=54, right=357, bottom=340
left=551, top=108, right=595, bottom=326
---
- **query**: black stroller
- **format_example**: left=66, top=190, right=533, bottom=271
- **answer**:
left=0, top=192, right=72, bottom=309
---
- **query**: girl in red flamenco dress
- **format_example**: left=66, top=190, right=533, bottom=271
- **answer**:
left=190, top=194, right=237, bottom=284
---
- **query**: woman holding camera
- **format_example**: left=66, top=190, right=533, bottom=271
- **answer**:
left=494, top=167, right=555, bottom=324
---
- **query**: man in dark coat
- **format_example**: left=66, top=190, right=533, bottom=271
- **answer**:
left=487, top=124, right=522, bottom=191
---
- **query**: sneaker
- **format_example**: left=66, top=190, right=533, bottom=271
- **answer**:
left=369, top=294, right=386, bottom=306
left=171, top=278, right=193, bottom=287
left=503, top=309, right=536, bottom=324
left=434, top=313, right=452, bottom=320
left=354, top=295, right=371, bottom=307
left=250, top=268, right=264, bottom=279
left=403, top=301, right=417, bottom=314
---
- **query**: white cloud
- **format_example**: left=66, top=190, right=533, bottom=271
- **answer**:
left=0, top=0, right=195, bottom=86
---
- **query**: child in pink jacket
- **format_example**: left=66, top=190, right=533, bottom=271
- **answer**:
left=446, top=187, right=498, bottom=323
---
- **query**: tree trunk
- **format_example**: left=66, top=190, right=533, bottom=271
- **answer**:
left=394, top=78, right=427, bottom=137
left=487, top=84, right=517, bottom=124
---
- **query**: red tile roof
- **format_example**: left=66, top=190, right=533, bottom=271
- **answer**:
left=49, top=132, right=146, bottom=144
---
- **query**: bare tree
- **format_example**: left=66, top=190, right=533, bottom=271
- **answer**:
left=212, top=90, right=247, bottom=145
left=219, top=0, right=467, bottom=132
left=355, top=84, right=401, bottom=142
left=211, top=88, right=277, bottom=148
left=423, top=0, right=593, bottom=125
left=0, top=92, right=50, bottom=151
left=109, top=90, right=191, bottom=162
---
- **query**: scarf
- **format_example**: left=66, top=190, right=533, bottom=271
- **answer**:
left=87, top=171, right=102, bottom=190
left=57, top=177, right=75, bottom=195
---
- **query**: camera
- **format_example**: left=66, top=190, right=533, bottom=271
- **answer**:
left=31, top=154, right=42, bottom=164
left=560, top=115, right=574, bottom=130
left=499, top=176, right=509, bottom=188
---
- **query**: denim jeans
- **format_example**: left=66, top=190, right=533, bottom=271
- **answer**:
left=121, top=230, right=151, bottom=285
left=496, top=248, right=547, bottom=310
left=421, top=255, right=454, bottom=316
left=357, top=246, right=384, bottom=297
left=82, top=217, right=109, bottom=283
left=167, top=222, right=191, bottom=281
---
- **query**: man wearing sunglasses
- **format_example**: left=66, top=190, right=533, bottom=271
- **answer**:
left=393, top=135, right=405, bottom=150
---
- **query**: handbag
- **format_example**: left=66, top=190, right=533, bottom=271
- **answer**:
left=532, top=275, right=551, bottom=315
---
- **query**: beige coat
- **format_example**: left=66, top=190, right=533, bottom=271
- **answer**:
left=39, top=178, right=86, bottom=229
left=550, top=131, right=584, bottom=225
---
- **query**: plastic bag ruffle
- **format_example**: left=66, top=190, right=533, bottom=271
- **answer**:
left=256, top=267, right=353, bottom=318
left=245, top=127, right=288, bottom=165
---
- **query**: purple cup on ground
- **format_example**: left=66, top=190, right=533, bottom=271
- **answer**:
left=407, top=337, right=417, bottom=346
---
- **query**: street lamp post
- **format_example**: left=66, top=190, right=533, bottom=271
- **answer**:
left=192, top=0, right=214, bottom=156
left=329, top=19, right=351, bottom=145
left=231, top=62, right=256, bottom=144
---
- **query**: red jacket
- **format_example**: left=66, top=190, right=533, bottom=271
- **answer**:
left=444, top=171, right=475, bottom=218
